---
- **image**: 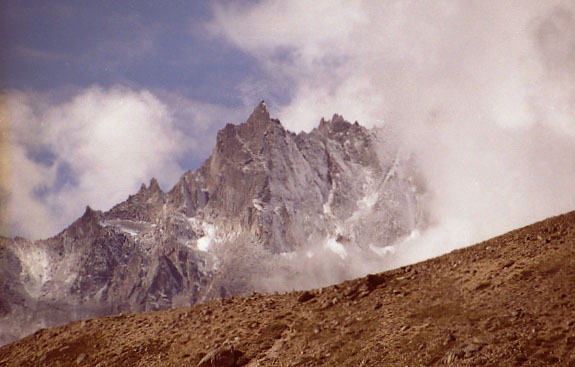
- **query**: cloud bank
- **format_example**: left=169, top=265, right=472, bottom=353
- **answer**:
left=3, top=86, right=187, bottom=239
left=209, top=0, right=575, bottom=264
left=3, top=1, right=573, bottom=281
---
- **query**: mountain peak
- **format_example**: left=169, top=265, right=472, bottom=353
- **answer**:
left=256, top=100, right=268, bottom=114
left=0, top=103, right=420, bottom=346
left=66, top=205, right=101, bottom=233
left=213, top=100, right=282, bottom=157
left=138, top=178, right=162, bottom=195
left=246, top=100, right=271, bottom=125
left=148, top=178, right=161, bottom=193
left=317, top=113, right=357, bottom=135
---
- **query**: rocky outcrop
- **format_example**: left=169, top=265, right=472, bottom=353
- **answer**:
left=0, top=102, right=422, bottom=345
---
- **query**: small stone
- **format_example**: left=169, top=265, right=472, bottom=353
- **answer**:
left=444, top=352, right=456, bottom=364
left=474, top=281, right=491, bottom=291
left=76, top=353, right=87, bottom=364
left=443, top=332, right=456, bottom=346
left=503, top=261, right=515, bottom=268
left=373, top=302, right=382, bottom=310
left=197, top=343, right=238, bottom=367
left=463, top=342, right=482, bottom=357
left=297, top=291, right=315, bottom=303
left=443, top=348, right=464, bottom=364
left=472, top=335, right=490, bottom=345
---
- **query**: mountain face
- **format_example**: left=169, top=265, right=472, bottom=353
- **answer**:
left=0, top=102, right=421, bottom=345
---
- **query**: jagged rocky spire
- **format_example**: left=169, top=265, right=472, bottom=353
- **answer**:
left=148, top=178, right=161, bottom=193
left=0, top=102, right=420, bottom=345
left=254, top=100, right=268, bottom=115
left=245, top=100, right=272, bottom=130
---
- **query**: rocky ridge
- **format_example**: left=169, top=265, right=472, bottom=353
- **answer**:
left=0, top=102, right=421, bottom=345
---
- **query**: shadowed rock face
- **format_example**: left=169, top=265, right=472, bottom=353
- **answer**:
left=0, top=102, right=421, bottom=345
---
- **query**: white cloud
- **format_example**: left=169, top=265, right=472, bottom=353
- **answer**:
left=3, top=83, right=256, bottom=240
left=154, top=90, right=251, bottom=163
left=8, top=144, right=59, bottom=238
left=209, top=0, right=367, bottom=62
left=208, top=0, right=575, bottom=264
left=5, top=86, right=187, bottom=239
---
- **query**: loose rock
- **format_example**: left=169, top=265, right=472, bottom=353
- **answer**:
left=76, top=353, right=87, bottom=364
left=297, top=291, right=315, bottom=303
left=197, top=344, right=238, bottom=367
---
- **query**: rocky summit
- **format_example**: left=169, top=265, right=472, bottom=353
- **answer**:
left=1, top=211, right=573, bottom=366
left=0, top=102, right=421, bottom=345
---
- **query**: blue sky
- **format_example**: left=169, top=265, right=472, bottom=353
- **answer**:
left=1, top=1, right=272, bottom=177
left=1, top=1, right=258, bottom=106
left=2, top=0, right=574, bottom=248
left=2, top=1, right=297, bottom=239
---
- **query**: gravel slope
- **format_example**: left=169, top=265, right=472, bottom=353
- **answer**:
left=1, top=211, right=574, bottom=367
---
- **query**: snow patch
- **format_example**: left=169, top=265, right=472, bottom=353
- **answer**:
left=194, top=222, right=218, bottom=252
left=101, top=219, right=150, bottom=236
left=359, top=191, right=378, bottom=208
left=187, top=218, right=242, bottom=252
left=407, top=229, right=421, bottom=240
left=13, top=245, right=52, bottom=298
left=94, top=284, right=108, bottom=301
left=357, top=169, right=378, bottom=209
left=252, top=199, right=264, bottom=211
left=203, top=222, right=216, bottom=238
left=118, top=226, right=138, bottom=236
left=325, top=237, right=347, bottom=259
left=186, top=217, right=203, bottom=234
left=196, top=236, right=211, bottom=252
left=369, top=244, right=396, bottom=256
left=323, top=190, right=334, bottom=215
left=15, top=247, right=51, bottom=284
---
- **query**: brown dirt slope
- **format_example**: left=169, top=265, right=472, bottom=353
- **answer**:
left=1, top=211, right=574, bottom=367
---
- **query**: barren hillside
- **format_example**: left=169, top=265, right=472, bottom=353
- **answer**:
left=1, top=211, right=574, bottom=367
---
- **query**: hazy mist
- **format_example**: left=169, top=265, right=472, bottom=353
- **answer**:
left=211, top=0, right=575, bottom=287
left=3, top=1, right=574, bottom=287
